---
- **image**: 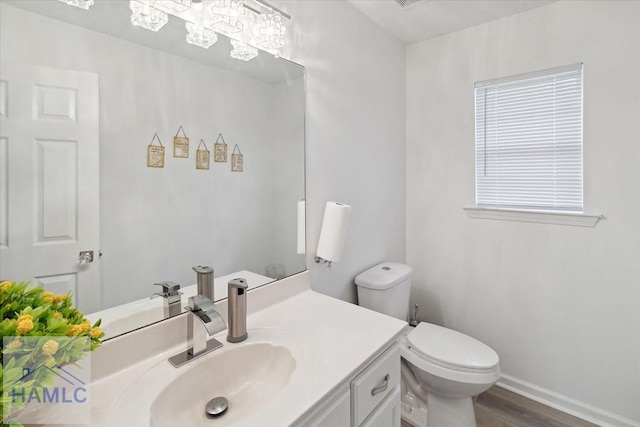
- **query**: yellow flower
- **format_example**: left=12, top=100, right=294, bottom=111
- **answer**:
left=17, top=314, right=34, bottom=335
left=81, top=320, right=90, bottom=333
left=0, top=281, right=10, bottom=292
left=67, top=320, right=89, bottom=336
left=53, top=294, right=69, bottom=304
left=7, top=339, right=22, bottom=349
left=42, top=339, right=59, bottom=356
left=67, top=325, right=82, bottom=336
left=89, top=326, right=103, bottom=338
left=42, top=291, right=54, bottom=303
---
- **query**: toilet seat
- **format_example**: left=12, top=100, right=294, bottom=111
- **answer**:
left=406, top=322, right=499, bottom=371
left=400, top=323, right=501, bottom=386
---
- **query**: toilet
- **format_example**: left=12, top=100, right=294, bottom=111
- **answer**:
left=355, top=262, right=500, bottom=427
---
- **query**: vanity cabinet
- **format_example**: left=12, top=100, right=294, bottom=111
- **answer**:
left=304, top=387, right=351, bottom=427
left=298, top=342, right=401, bottom=427
left=351, top=344, right=401, bottom=426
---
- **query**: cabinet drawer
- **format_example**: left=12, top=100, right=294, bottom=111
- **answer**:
left=351, top=344, right=400, bottom=426
left=361, top=385, right=401, bottom=427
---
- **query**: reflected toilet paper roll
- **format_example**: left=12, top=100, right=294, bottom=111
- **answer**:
left=316, top=202, right=351, bottom=263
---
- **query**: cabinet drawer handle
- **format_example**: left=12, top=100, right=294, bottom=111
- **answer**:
left=371, top=374, right=389, bottom=396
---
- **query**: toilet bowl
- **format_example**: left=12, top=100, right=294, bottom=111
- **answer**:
left=355, top=262, right=501, bottom=427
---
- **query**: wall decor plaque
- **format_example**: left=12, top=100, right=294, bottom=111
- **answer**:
left=214, top=133, right=227, bottom=163
left=147, top=133, right=165, bottom=168
left=173, top=125, right=189, bottom=158
left=196, top=139, right=210, bottom=170
left=231, top=144, right=243, bottom=172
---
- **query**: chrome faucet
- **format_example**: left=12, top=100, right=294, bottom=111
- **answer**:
left=168, top=294, right=227, bottom=368
left=151, top=281, right=182, bottom=318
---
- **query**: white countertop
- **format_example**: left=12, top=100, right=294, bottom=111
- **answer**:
left=31, top=272, right=407, bottom=426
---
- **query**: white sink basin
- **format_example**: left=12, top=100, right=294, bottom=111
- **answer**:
left=108, top=342, right=296, bottom=426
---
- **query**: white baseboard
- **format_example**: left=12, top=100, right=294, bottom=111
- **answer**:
left=497, top=374, right=639, bottom=427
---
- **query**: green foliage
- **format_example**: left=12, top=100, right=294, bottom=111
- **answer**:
left=0, top=281, right=104, bottom=425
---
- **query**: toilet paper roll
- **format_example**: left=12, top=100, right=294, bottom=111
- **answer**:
left=297, top=200, right=306, bottom=254
left=317, top=202, right=351, bottom=263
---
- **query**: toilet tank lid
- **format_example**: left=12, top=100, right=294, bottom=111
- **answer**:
left=355, top=262, right=412, bottom=290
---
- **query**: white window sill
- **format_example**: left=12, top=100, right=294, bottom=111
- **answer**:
left=463, top=206, right=603, bottom=227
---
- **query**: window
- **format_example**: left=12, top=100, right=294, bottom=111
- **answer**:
left=474, top=64, right=583, bottom=213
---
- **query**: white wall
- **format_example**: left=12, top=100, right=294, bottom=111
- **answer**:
left=0, top=4, right=304, bottom=308
left=406, top=1, right=640, bottom=424
left=278, top=0, right=407, bottom=302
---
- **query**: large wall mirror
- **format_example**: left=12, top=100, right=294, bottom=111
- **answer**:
left=0, top=0, right=305, bottom=339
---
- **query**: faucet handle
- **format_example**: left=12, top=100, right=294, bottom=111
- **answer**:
left=154, top=281, right=181, bottom=296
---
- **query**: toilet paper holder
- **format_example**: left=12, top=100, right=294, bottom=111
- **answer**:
left=315, top=201, right=351, bottom=268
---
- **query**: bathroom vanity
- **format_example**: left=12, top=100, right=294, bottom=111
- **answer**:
left=28, top=271, right=406, bottom=426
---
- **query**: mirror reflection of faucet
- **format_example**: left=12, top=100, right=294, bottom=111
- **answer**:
left=150, top=282, right=183, bottom=318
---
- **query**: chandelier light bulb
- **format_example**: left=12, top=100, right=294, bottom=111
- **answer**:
left=230, top=39, right=258, bottom=62
left=186, top=22, right=219, bottom=49
left=130, top=0, right=169, bottom=32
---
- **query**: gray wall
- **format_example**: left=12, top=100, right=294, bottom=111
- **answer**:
left=281, top=0, right=408, bottom=303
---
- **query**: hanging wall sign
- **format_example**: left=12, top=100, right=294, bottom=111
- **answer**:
left=231, top=144, right=243, bottom=172
left=214, top=133, right=228, bottom=163
left=173, top=125, right=189, bottom=158
left=147, top=133, right=165, bottom=168
left=196, top=139, right=211, bottom=170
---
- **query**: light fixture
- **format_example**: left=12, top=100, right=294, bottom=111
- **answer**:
left=253, top=12, right=285, bottom=50
left=186, top=22, right=218, bottom=48
left=58, top=0, right=291, bottom=61
left=230, top=39, right=258, bottom=61
left=58, top=0, right=94, bottom=10
left=130, top=1, right=168, bottom=32
left=209, top=0, right=245, bottom=35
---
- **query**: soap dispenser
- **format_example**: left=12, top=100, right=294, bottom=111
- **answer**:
left=227, top=278, right=248, bottom=343
left=193, top=265, right=214, bottom=301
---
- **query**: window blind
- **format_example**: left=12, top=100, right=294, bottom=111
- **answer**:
left=475, top=64, right=583, bottom=213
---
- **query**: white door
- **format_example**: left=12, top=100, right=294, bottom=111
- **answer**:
left=0, top=63, right=100, bottom=313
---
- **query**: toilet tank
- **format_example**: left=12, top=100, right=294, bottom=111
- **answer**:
left=355, top=262, right=412, bottom=321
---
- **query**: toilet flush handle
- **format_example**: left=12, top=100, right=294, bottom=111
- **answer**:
left=371, top=374, right=390, bottom=396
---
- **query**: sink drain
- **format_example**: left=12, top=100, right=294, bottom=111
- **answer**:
left=206, top=396, right=229, bottom=419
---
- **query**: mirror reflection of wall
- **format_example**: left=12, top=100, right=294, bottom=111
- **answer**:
left=0, top=2, right=305, bottom=321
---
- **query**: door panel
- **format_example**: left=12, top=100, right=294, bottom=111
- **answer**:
left=0, top=63, right=100, bottom=313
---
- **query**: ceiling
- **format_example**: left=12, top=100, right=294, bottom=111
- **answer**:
left=347, top=0, right=556, bottom=44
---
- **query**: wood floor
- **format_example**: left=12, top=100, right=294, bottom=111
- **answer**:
left=401, top=386, right=599, bottom=427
